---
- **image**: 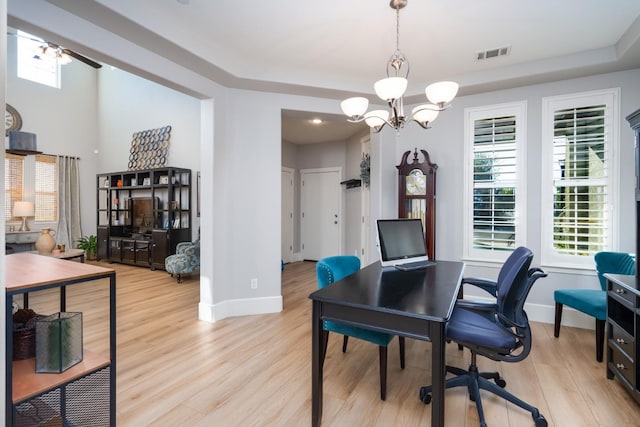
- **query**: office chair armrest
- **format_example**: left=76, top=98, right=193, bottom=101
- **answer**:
left=455, top=300, right=497, bottom=311
left=528, top=267, right=548, bottom=278
left=462, top=277, right=498, bottom=297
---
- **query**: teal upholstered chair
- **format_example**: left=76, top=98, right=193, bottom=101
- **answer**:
left=316, top=256, right=405, bottom=400
left=554, top=251, right=635, bottom=362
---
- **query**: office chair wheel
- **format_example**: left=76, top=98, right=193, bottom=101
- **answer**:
left=532, top=411, right=547, bottom=427
left=495, top=378, right=506, bottom=388
left=419, top=387, right=432, bottom=404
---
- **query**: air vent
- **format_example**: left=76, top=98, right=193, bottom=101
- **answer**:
left=476, top=46, right=511, bottom=61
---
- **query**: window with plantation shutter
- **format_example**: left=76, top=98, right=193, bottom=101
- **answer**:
left=464, top=102, right=526, bottom=262
left=542, top=89, right=619, bottom=268
left=35, top=155, right=58, bottom=222
left=5, top=154, right=25, bottom=221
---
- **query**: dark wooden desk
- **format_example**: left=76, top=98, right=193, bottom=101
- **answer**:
left=309, top=260, right=465, bottom=427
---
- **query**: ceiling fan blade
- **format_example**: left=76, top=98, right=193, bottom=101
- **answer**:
left=62, top=48, right=102, bottom=69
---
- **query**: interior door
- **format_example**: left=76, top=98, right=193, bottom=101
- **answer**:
left=301, top=168, right=342, bottom=261
left=281, top=167, right=294, bottom=264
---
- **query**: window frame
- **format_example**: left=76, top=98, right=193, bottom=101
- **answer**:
left=16, top=30, right=61, bottom=89
left=463, top=101, right=527, bottom=263
left=540, top=88, right=620, bottom=269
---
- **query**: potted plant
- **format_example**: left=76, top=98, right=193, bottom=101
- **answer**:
left=76, top=235, right=98, bottom=260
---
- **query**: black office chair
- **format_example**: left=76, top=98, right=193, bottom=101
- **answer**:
left=419, top=247, right=548, bottom=427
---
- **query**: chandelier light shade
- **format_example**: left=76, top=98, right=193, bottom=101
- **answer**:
left=13, top=201, right=35, bottom=232
left=425, top=81, right=459, bottom=106
left=340, top=97, right=369, bottom=119
left=364, top=110, right=390, bottom=129
left=340, top=0, right=458, bottom=133
left=374, top=77, right=408, bottom=101
left=412, top=105, right=439, bottom=124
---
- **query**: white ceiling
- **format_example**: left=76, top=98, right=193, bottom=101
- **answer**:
left=9, top=0, right=640, bottom=143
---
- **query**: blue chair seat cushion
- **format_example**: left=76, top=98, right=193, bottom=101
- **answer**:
left=324, top=320, right=394, bottom=347
left=554, top=289, right=606, bottom=320
left=446, top=308, right=517, bottom=353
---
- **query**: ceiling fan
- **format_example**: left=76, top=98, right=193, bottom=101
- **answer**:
left=8, top=31, right=102, bottom=69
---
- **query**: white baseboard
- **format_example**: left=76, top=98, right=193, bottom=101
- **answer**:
left=197, top=292, right=596, bottom=330
left=199, top=296, right=283, bottom=323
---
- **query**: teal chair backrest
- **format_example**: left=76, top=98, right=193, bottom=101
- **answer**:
left=316, top=256, right=361, bottom=288
left=594, top=251, right=635, bottom=290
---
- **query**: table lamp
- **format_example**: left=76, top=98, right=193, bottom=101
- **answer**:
left=13, top=201, right=35, bottom=232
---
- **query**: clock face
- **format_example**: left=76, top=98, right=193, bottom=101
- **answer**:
left=5, top=104, right=22, bottom=136
left=406, top=169, right=426, bottom=196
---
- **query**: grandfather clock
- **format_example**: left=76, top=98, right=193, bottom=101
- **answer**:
left=397, top=148, right=437, bottom=260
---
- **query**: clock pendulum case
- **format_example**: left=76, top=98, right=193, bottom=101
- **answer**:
left=396, top=148, right=437, bottom=260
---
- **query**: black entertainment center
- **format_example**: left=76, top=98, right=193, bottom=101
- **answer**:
left=96, top=167, right=192, bottom=270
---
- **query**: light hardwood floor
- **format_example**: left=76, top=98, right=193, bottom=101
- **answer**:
left=21, top=260, right=640, bottom=426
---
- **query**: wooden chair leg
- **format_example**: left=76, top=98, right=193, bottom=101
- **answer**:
left=554, top=302, right=563, bottom=337
left=398, top=337, right=405, bottom=369
left=379, top=346, right=387, bottom=401
left=596, top=318, right=605, bottom=362
left=342, top=335, right=349, bottom=353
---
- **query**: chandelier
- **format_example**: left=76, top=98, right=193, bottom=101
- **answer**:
left=340, top=0, right=458, bottom=133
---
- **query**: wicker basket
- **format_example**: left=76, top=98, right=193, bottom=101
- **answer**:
left=13, top=324, right=36, bottom=360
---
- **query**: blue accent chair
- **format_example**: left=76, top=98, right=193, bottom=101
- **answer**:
left=554, top=251, right=635, bottom=362
left=165, top=232, right=200, bottom=283
left=419, top=247, right=549, bottom=427
left=316, top=256, right=405, bottom=401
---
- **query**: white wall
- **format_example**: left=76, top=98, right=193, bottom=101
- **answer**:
left=97, top=66, right=202, bottom=238
left=6, top=31, right=99, bottom=238
left=345, top=131, right=368, bottom=258
left=5, top=1, right=640, bottom=330
left=1, top=3, right=7, bottom=422
left=285, top=132, right=367, bottom=260
left=388, top=69, right=640, bottom=328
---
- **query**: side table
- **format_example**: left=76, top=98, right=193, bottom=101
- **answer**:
left=28, top=248, right=86, bottom=263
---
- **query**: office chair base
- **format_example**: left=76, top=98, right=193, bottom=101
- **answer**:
left=419, top=364, right=547, bottom=427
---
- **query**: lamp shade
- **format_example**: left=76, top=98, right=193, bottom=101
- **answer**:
left=374, top=77, right=408, bottom=101
left=340, top=97, right=369, bottom=118
left=425, top=81, right=459, bottom=105
left=14, top=201, right=35, bottom=217
left=364, top=110, right=390, bottom=128
left=412, top=104, right=440, bottom=124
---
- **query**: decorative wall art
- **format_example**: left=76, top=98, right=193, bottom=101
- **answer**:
left=128, top=125, right=171, bottom=170
left=360, top=153, right=371, bottom=187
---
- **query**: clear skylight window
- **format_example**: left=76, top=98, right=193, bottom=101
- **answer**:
left=16, top=30, right=61, bottom=89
